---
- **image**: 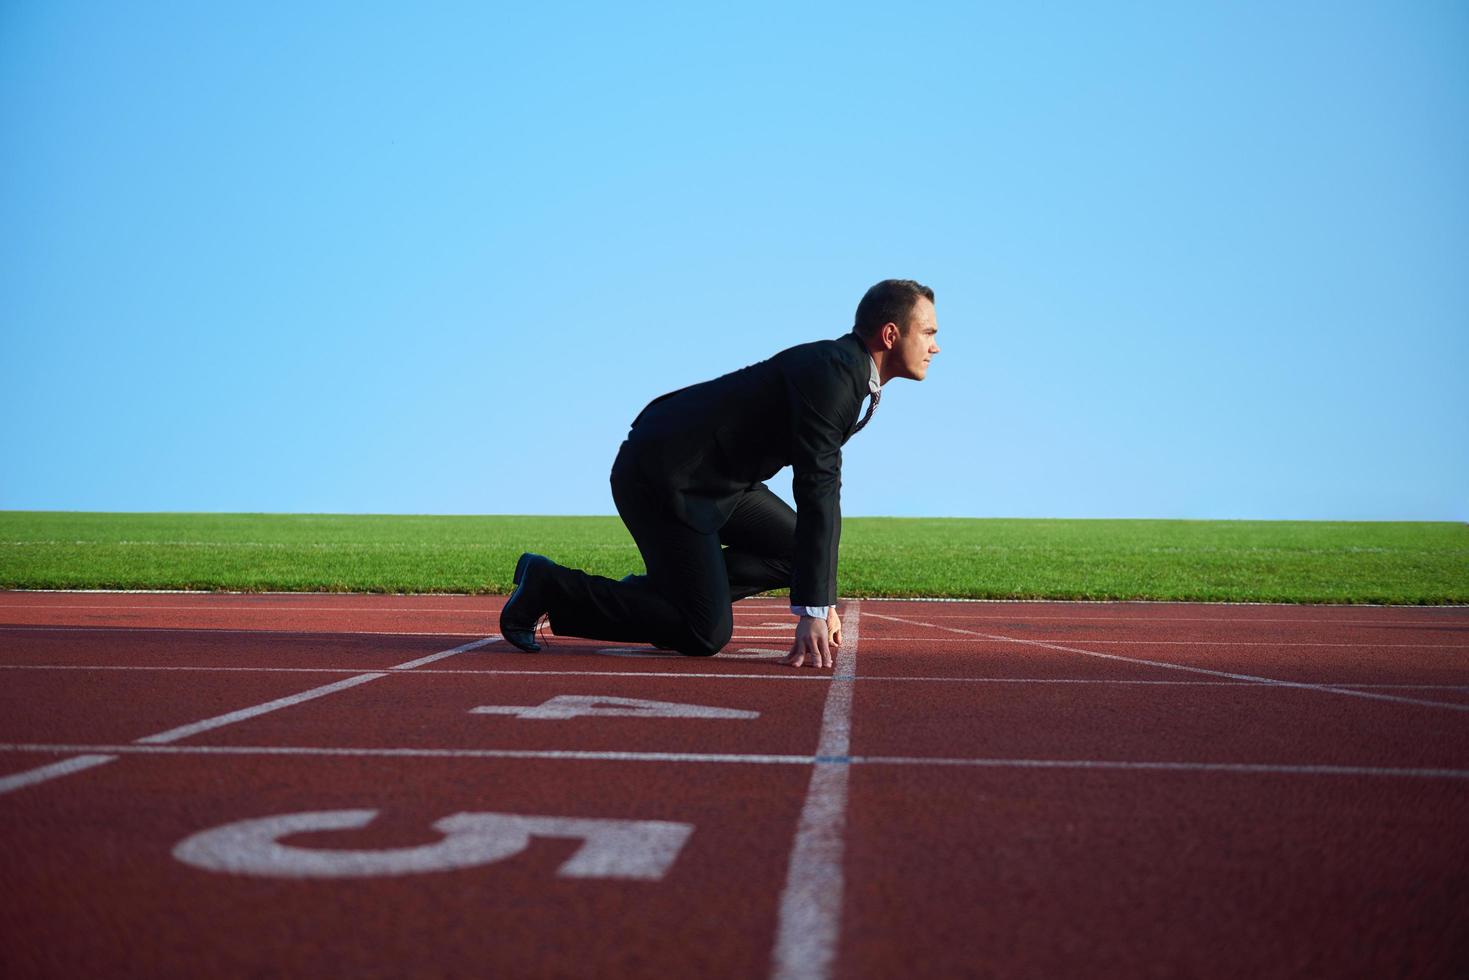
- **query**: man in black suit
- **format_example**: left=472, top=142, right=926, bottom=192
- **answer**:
left=500, top=279, right=939, bottom=669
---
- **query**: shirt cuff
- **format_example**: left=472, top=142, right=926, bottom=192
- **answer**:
left=792, top=605, right=831, bottom=619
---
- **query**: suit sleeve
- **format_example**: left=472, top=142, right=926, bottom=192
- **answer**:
left=786, top=357, right=862, bottom=606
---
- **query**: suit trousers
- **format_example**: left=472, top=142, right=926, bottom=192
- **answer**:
left=543, top=443, right=797, bottom=656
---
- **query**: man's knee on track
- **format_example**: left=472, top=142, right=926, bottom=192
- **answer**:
left=677, top=616, right=733, bottom=658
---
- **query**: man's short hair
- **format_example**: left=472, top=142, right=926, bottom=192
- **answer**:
left=852, top=279, right=935, bottom=340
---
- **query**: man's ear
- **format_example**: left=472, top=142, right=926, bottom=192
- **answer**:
left=882, top=322, right=900, bottom=350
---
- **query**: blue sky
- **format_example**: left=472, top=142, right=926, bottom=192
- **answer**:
left=3, top=1, right=1465, bottom=520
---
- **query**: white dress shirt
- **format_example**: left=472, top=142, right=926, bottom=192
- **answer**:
left=791, top=352, right=881, bottom=620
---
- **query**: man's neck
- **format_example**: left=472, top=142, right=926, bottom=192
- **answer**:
left=858, top=335, right=893, bottom=386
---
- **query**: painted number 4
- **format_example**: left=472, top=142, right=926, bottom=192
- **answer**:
left=174, top=810, right=692, bottom=881
left=471, top=695, right=758, bottom=720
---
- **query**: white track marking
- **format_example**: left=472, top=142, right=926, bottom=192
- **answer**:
left=9, top=636, right=499, bottom=792
left=138, top=635, right=503, bottom=744
left=5, top=741, right=1469, bottom=780
left=0, top=662, right=834, bottom=680
left=133, top=634, right=502, bottom=746
left=174, top=809, right=692, bottom=881
left=222, top=667, right=826, bottom=681
left=0, top=602, right=498, bottom=615
left=0, top=743, right=811, bottom=764
left=4, top=597, right=1462, bottom=625
left=824, top=635, right=1469, bottom=649
left=5, top=664, right=1467, bottom=692
left=846, top=678, right=1469, bottom=690
left=771, top=600, right=860, bottom=980
left=0, top=664, right=375, bottom=674
left=5, top=596, right=1463, bottom=635
left=860, top=608, right=1469, bottom=627
left=136, top=674, right=389, bottom=744
left=471, top=695, right=759, bottom=720
left=0, top=602, right=790, bottom=617
left=865, top=612, right=1469, bottom=713
left=586, top=640, right=828, bottom=657
left=595, top=647, right=683, bottom=658
left=1013, top=638, right=1469, bottom=649
left=3, top=623, right=1463, bottom=650
left=391, top=636, right=501, bottom=669
left=848, top=756, right=1469, bottom=778
left=0, top=754, right=118, bottom=796
left=0, top=625, right=500, bottom=639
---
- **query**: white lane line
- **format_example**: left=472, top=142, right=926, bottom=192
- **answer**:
left=0, top=754, right=118, bottom=796
left=0, top=602, right=793, bottom=616
left=6, top=622, right=1462, bottom=652
left=0, top=625, right=495, bottom=639
left=850, top=677, right=1469, bottom=690
left=0, top=743, right=810, bottom=765
left=861, top=608, right=1469, bottom=626
left=135, top=674, right=389, bottom=744
left=0, top=602, right=499, bottom=614
left=866, top=613, right=1469, bottom=713
left=0, top=665, right=392, bottom=675
left=595, top=647, right=684, bottom=659
left=851, top=678, right=1469, bottom=690
left=2, top=743, right=1467, bottom=781
left=1, top=635, right=500, bottom=794
left=6, top=598, right=1463, bottom=625
left=391, top=635, right=501, bottom=669
left=0, top=625, right=823, bottom=646
left=1024, top=638, right=1469, bottom=649
left=526, top=635, right=818, bottom=644
left=0, top=665, right=829, bottom=680
left=137, top=635, right=502, bottom=744
left=771, top=601, right=860, bottom=980
left=853, top=635, right=1469, bottom=649
left=3, top=663, right=1467, bottom=692
left=849, top=756, right=1469, bottom=779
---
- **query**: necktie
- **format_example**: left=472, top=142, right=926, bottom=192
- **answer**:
left=851, top=387, right=881, bottom=435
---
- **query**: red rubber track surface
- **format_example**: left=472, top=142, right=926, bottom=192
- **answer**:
left=1, top=592, right=1467, bottom=978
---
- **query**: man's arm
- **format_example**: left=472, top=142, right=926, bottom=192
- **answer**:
left=781, top=351, right=862, bottom=668
left=784, top=353, right=862, bottom=608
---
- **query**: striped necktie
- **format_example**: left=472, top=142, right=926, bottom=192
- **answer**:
left=851, top=387, right=881, bottom=435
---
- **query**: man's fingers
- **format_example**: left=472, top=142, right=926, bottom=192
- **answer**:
left=783, top=618, right=838, bottom=669
left=811, top=633, right=832, bottom=669
left=782, top=642, right=823, bottom=668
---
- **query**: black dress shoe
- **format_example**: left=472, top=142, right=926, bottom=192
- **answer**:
left=500, top=553, right=557, bottom=652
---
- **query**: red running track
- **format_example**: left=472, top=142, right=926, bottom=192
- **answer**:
left=0, top=591, right=1466, bottom=978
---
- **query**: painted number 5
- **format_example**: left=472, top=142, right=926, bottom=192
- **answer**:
left=174, top=809, right=692, bottom=880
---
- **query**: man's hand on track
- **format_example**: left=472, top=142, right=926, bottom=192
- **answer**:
left=781, top=614, right=834, bottom=669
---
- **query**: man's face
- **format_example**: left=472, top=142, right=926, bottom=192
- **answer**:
left=889, top=297, right=940, bottom=381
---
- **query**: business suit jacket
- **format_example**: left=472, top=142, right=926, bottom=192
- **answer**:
left=617, top=332, right=873, bottom=607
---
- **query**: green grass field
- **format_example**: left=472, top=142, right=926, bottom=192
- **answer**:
left=1, top=512, right=1464, bottom=604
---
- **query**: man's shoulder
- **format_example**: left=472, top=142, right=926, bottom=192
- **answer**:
left=772, top=333, right=867, bottom=374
